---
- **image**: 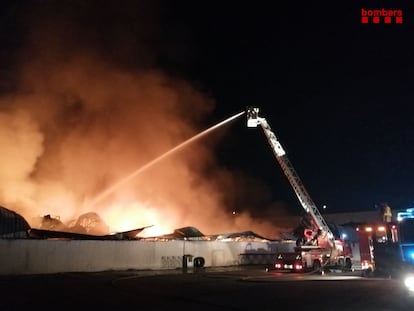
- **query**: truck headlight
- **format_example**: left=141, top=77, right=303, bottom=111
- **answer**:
left=404, top=275, right=414, bottom=292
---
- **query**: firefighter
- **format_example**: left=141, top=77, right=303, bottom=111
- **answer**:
left=382, top=204, right=392, bottom=223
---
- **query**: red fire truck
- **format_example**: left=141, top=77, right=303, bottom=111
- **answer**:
left=247, top=107, right=352, bottom=273
left=356, top=208, right=414, bottom=278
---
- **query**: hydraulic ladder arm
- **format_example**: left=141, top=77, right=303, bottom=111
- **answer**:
left=246, top=107, right=335, bottom=248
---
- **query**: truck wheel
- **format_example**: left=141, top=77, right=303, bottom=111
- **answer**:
left=345, top=258, right=352, bottom=271
left=362, top=267, right=373, bottom=277
left=313, top=260, right=322, bottom=273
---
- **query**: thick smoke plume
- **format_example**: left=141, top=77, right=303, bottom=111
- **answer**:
left=0, top=1, right=296, bottom=238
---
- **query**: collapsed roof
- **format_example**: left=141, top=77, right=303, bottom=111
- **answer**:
left=0, top=206, right=30, bottom=238
left=0, top=206, right=276, bottom=241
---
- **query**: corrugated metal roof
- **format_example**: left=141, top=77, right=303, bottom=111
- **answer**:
left=0, top=206, right=30, bottom=238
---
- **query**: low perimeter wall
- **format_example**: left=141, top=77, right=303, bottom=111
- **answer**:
left=0, top=239, right=296, bottom=275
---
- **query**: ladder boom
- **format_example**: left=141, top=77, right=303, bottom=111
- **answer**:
left=247, top=107, right=334, bottom=247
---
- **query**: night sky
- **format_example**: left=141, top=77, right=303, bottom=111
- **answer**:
left=1, top=0, right=414, bottom=223
left=160, top=1, right=414, bottom=214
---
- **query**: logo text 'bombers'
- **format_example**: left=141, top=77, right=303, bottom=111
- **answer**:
left=361, top=8, right=403, bottom=24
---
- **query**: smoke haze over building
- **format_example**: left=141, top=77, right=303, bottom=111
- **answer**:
left=0, top=1, right=296, bottom=238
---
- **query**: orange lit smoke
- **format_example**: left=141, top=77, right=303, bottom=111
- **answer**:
left=0, top=2, right=296, bottom=239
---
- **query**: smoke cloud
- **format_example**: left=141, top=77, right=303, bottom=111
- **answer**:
left=0, top=1, right=296, bottom=238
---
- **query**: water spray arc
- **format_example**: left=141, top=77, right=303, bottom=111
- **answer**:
left=84, top=110, right=246, bottom=210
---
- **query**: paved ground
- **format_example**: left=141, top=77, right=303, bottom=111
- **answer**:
left=1, top=266, right=413, bottom=310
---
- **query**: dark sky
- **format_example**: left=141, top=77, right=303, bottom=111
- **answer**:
left=1, top=0, right=414, bottom=220
left=159, top=1, right=414, bottom=214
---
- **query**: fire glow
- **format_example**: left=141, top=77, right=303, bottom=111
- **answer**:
left=0, top=2, right=295, bottom=239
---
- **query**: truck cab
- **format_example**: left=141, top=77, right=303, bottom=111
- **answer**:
left=273, top=247, right=324, bottom=273
left=274, top=252, right=305, bottom=272
left=357, top=209, right=414, bottom=278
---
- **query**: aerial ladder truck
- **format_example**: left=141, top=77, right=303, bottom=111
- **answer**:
left=246, top=107, right=352, bottom=272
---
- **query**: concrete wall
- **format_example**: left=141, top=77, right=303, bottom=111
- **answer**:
left=0, top=239, right=297, bottom=275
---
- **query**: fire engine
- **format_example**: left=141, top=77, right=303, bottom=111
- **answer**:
left=247, top=107, right=352, bottom=273
left=356, top=208, right=414, bottom=278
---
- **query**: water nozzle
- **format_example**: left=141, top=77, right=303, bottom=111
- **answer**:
left=246, top=107, right=260, bottom=128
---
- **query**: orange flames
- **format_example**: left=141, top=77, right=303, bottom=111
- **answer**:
left=0, top=1, right=296, bottom=239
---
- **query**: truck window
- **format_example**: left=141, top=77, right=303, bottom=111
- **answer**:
left=399, top=219, right=414, bottom=244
